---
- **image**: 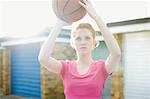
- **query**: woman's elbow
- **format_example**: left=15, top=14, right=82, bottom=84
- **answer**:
left=115, top=49, right=121, bottom=56
left=116, top=52, right=121, bottom=57
left=38, top=54, right=45, bottom=64
left=112, top=51, right=121, bottom=59
left=38, top=55, right=42, bottom=62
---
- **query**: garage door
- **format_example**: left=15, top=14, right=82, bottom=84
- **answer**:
left=122, top=31, right=150, bottom=99
left=10, top=43, right=41, bottom=99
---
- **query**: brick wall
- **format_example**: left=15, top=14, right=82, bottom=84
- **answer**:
left=0, top=48, right=11, bottom=96
left=0, top=49, right=3, bottom=96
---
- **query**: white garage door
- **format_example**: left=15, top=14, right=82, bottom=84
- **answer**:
left=122, top=31, right=150, bottom=99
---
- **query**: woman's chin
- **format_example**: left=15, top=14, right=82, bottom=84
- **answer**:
left=78, top=50, right=89, bottom=54
left=75, top=48, right=91, bottom=54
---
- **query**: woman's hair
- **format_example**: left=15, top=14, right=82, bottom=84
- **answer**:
left=71, top=23, right=96, bottom=39
left=70, top=23, right=98, bottom=49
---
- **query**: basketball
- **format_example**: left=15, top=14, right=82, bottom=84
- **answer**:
left=52, top=0, right=87, bottom=23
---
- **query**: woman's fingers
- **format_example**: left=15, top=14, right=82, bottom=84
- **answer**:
left=79, top=1, right=86, bottom=8
left=83, top=0, right=88, bottom=4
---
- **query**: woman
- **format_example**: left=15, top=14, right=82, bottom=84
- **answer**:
left=38, top=0, right=121, bottom=99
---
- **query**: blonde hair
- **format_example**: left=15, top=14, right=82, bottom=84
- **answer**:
left=70, top=23, right=98, bottom=49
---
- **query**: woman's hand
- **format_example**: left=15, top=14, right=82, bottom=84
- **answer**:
left=79, top=0, right=98, bottom=19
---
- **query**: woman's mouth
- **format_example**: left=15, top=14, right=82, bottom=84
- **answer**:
left=80, top=47, right=87, bottom=49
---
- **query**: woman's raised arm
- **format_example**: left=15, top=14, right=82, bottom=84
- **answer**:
left=38, top=19, right=71, bottom=73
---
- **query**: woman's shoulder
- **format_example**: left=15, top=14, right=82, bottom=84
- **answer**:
left=92, top=59, right=106, bottom=70
left=59, top=59, right=75, bottom=65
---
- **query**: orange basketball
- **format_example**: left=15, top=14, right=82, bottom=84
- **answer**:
left=52, top=0, right=87, bottom=23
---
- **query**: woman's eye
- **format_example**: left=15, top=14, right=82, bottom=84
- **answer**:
left=85, top=36, right=91, bottom=40
left=76, top=37, right=81, bottom=41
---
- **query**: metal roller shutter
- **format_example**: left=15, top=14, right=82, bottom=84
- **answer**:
left=122, top=32, right=150, bottom=99
left=10, top=43, right=41, bottom=99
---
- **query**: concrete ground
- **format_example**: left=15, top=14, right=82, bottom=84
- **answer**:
left=0, top=95, right=27, bottom=99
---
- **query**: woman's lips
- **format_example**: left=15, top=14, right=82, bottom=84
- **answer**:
left=80, top=47, right=87, bottom=49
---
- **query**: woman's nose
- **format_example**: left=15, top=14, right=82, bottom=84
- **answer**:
left=80, top=39, right=86, bottom=44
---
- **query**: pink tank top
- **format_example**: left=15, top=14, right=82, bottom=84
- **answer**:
left=59, top=59, right=112, bottom=99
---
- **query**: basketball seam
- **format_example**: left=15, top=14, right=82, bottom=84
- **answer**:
left=65, top=14, right=84, bottom=22
left=63, top=0, right=71, bottom=16
left=63, top=6, right=82, bottom=16
left=61, top=17, right=70, bottom=23
left=64, top=6, right=86, bottom=22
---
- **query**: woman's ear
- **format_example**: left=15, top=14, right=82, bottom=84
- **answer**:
left=93, top=40, right=100, bottom=49
left=70, top=39, right=75, bottom=49
left=95, top=41, right=100, bottom=48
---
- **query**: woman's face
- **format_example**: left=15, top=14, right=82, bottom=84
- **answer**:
left=72, top=28, right=95, bottom=54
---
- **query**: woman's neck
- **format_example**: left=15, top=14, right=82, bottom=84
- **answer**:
left=76, top=53, right=94, bottom=65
